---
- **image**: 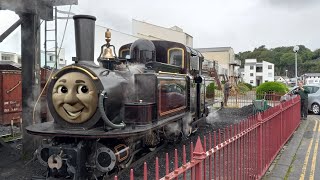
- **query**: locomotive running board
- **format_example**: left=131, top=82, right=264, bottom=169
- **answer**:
left=26, top=113, right=185, bottom=138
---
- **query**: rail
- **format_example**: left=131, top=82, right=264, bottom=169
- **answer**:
left=114, top=95, right=301, bottom=180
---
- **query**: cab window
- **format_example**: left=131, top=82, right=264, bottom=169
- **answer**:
left=119, top=49, right=130, bottom=58
left=190, top=56, right=199, bottom=70
left=168, top=48, right=184, bottom=67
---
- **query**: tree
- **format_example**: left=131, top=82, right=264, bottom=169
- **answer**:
left=313, top=49, right=320, bottom=60
left=236, top=45, right=320, bottom=77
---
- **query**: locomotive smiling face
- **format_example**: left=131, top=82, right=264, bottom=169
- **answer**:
left=52, top=72, right=98, bottom=123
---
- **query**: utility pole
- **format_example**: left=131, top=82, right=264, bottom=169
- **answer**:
left=0, top=0, right=78, bottom=158
left=293, top=46, right=299, bottom=86
left=285, top=69, right=288, bottom=77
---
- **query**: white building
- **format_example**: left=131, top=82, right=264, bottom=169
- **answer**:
left=93, top=20, right=194, bottom=64
left=238, top=68, right=245, bottom=82
left=1, top=49, right=66, bottom=69
left=40, top=48, right=66, bottom=69
left=274, top=76, right=285, bottom=83
left=0, top=51, right=21, bottom=64
left=132, top=19, right=193, bottom=47
left=301, top=73, right=320, bottom=84
left=243, top=59, right=274, bottom=86
left=275, top=76, right=289, bottom=84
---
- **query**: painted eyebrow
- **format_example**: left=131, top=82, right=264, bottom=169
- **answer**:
left=59, top=79, right=66, bottom=83
left=75, top=80, right=85, bottom=83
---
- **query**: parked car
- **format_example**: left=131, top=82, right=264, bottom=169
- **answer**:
left=280, top=84, right=320, bottom=114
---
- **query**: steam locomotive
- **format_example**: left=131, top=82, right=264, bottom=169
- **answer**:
left=26, top=15, right=209, bottom=179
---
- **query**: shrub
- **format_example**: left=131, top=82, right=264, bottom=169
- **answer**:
left=280, top=82, right=289, bottom=92
left=256, top=81, right=288, bottom=99
left=243, top=82, right=253, bottom=90
left=237, top=83, right=250, bottom=94
left=206, top=82, right=216, bottom=98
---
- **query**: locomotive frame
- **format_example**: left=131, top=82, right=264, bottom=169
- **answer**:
left=26, top=15, right=212, bottom=180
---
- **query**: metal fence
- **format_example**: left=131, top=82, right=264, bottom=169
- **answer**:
left=209, top=90, right=282, bottom=108
left=226, top=91, right=282, bottom=108
left=114, top=95, right=301, bottom=180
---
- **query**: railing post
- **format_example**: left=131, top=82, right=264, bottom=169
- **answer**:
left=298, top=96, right=301, bottom=124
left=257, top=113, right=263, bottom=178
left=193, top=137, right=206, bottom=180
left=130, top=169, right=134, bottom=180
left=279, top=103, right=283, bottom=144
left=155, top=157, right=159, bottom=180
left=144, top=162, right=148, bottom=180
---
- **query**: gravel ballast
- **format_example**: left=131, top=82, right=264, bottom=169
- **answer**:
left=0, top=105, right=255, bottom=180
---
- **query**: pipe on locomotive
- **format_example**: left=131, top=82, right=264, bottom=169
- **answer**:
left=73, top=15, right=125, bottom=129
left=99, top=90, right=125, bottom=128
left=73, top=15, right=96, bottom=62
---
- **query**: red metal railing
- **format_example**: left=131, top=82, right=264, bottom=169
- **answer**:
left=115, top=96, right=300, bottom=180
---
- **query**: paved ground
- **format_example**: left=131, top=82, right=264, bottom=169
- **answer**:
left=265, top=115, right=320, bottom=180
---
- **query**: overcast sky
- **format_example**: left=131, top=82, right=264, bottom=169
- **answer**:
left=1, top=0, right=320, bottom=60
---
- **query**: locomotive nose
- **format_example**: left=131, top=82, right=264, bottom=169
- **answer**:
left=64, top=92, right=79, bottom=105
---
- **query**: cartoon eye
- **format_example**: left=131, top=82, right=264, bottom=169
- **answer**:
left=57, top=86, right=68, bottom=94
left=77, top=85, right=89, bottom=94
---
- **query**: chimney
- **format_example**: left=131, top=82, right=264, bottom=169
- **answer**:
left=73, top=15, right=96, bottom=62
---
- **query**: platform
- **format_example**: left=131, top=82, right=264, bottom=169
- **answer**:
left=264, top=115, right=320, bottom=180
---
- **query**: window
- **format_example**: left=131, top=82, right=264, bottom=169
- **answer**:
left=268, top=73, right=272, bottom=77
left=119, top=49, right=130, bottom=58
left=250, top=80, right=254, bottom=84
left=60, top=58, right=64, bottom=62
left=305, top=86, right=320, bottom=94
left=49, top=55, right=54, bottom=61
left=1, top=55, right=11, bottom=60
left=256, top=67, right=262, bottom=72
left=250, top=73, right=253, bottom=76
left=268, top=65, right=272, bottom=69
left=250, top=66, right=254, bottom=70
left=159, top=80, right=186, bottom=115
left=168, top=48, right=184, bottom=67
left=190, top=56, right=199, bottom=70
left=265, top=80, right=269, bottom=82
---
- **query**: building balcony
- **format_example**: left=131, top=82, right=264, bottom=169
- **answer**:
left=256, top=72, right=263, bottom=76
left=230, top=59, right=241, bottom=66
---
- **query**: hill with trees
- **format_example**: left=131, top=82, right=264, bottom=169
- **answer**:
left=236, top=45, right=320, bottom=77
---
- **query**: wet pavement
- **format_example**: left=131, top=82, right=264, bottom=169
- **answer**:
left=265, top=115, right=320, bottom=180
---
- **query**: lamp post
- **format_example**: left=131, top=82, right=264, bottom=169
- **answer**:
left=285, top=69, right=288, bottom=84
left=285, top=69, right=288, bottom=77
left=293, top=46, right=299, bottom=86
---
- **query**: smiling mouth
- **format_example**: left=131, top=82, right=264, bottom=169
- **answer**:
left=63, top=108, right=84, bottom=119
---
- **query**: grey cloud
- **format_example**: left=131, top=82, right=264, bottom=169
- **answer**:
left=1, top=0, right=320, bottom=58
left=76, top=1, right=132, bottom=33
